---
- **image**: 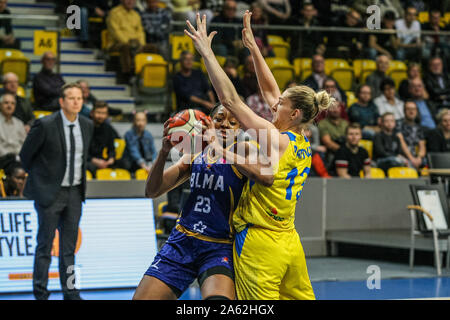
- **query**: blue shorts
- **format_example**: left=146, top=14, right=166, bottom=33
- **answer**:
left=144, top=228, right=234, bottom=297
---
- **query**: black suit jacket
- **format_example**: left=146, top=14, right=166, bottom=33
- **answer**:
left=424, top=73, right=450, bottom=105
left=20, top=112, right=94, bottom=208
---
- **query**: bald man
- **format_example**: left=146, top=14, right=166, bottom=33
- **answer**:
left=32, top=51, right=65, bottom=111
left=2, top=72, right=34, bottom=131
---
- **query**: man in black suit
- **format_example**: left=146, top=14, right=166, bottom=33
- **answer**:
left=20, top=83, right=94, bottom=300
left=424, top=56, right=450, bottom=109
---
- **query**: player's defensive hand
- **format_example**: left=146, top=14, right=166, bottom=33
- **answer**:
left=242, top=10, right=257, bottom=51
left=185, top=13, right=216, bottom=58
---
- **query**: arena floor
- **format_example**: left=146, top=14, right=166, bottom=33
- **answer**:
left=1, top=257, right=449, bottom=300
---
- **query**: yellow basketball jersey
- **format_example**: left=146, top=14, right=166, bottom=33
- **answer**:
left=233, top=131, right=312, bottom=233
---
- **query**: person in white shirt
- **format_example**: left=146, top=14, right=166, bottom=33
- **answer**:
left=0, top=93, right=26, bottom=161
left=394, top=6, right=422, bottom=61
left=374, top=78, right=404, bottom=122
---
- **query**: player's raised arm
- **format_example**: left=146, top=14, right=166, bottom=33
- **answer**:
left=145, top=120, right=191, bottom=198
left=241, top=10, right=280, bottom=108
left=184, top=14, right=275, bottom=134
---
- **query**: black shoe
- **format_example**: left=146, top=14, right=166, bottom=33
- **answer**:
left=63, top=294, right=83, bottom=300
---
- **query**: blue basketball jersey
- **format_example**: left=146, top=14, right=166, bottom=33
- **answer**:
left=177, top=147, right=246, bottom=243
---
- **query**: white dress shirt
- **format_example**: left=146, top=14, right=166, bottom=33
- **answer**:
left=60, top=110, right=84, bottom=187
left=374, top=94, right=405, bottom=121
left=0, top=113, right=27, bottom=157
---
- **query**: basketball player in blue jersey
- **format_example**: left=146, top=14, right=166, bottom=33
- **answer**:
left=133, top=104, right=274, bottom=300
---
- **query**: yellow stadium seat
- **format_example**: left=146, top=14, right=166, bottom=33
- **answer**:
left=101, top=29, right=120, bottom=56
left=96, top=168, right=131, bottom=180
left=420, top=167, right=429, bottom=177
left=331, top=68, right=354, bottom=91
left=265, top=57, right=295, bottom=89
left=135, top=168, right=148, bottom=180
left=346, top=91, right=358, bottom=107
left=114, top=139, right=126, bottom=160
left=267, top=35, right=290, bottom=59
left=359, top=139, right=373, bottom=159
left=325, top=58, right=350, bottom=75
left=0, top=49, right=30, bottom=84
left=200, top=56, right=226, bottom=74
left=387, top=167, right=419, bottom=178
left=445, top=12, right=450, bottom=24
left=135, top=54, right=168, bottom=88
left=353, top=59, right=376, bottom=83
left=418, top=11, right=429, bottom=23
left=0, top=169, right=4, bottom=180
left=293, top=57, right=312, bottom=80
left=360, top=167, right=385, bottom=178
left=33, top=110, right=52, bottom=119
left=88, top=17, right=103, bottom=23
left=86, top=170, right=93, bottom=181
left=17, top=86, right=25, bottom=98
left=387, top=60, right=408, bottom=89
left=170, top=34, right=194, bottom=61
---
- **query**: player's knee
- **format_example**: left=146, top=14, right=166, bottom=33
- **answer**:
left=204, top=295, right=231, bottom=300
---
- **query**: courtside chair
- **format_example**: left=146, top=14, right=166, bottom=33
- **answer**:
left=388, top=167, right=419, bottom=178
left=408, top=184, right=450, bottom=276
left=359, top=167, right=385, bottom=178
left=96, top=168, right=131, bottom=180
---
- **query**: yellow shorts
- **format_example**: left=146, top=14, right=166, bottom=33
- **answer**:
left=233, top=225, right=315, bottom=300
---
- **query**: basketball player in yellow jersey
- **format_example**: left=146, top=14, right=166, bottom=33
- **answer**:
left=185, top=12, right=335, bottom=299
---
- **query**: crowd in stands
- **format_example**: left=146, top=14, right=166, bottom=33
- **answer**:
left=2, top=0, right=450, bottom=197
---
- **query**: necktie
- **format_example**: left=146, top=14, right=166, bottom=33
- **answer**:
left=69, top=124, right=75, bottom=186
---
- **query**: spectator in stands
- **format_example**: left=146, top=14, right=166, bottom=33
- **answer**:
left=318, top=102, right=349, bottom=162
left=201, top=0, right=224, bottom=17
left=303, top=54, right=347, bottom=103
left=290, top=2, right=325, bottom=59
left=374, top=78, right=404, bottom=122
left=123, top=111, right=157, bottom=173
left=398, top=62, right=428, bottom=101
left=32, top=51, right=65, bottom=111
left=426, top=108, right=450, bottom=152
left=76, top=80, right=122, bottom=119
left=259, top=0, right=291, bottom=26
left=353, top=0, right=403, bottom=19
left=173, top=51, right=216, bottom=113
left=315, top=78, right=348, bottom=122
left=395, top=6, right=422, bottom=61
left=140, top=0, right=172, bottom=60
left=107, top=0, right=147, bottom=83
left=0, top=94, right=26, bottom=166
left=422, top=9, right=450, bottom=61
left=409, top=77, right=437, bottom=130
left=246, top=87, right=272, bottom=121
left=366, top=10, right=398, bottom=60
left=396, top=100, right=427, bottom=170
left=347, top=84, right=380, bottom=139
left=87, top=101, right=116, bottom=175
left=223, top=56, right=245, bottom=97
left=373, top=112, right=408, bottom=173
left=242, top=55, right=259, bottom=98
left=332, top=123, right=371, bottom=178
left=2, top=72, right=34, bottom=131
left=0, top=0, right=20, bottom=49
left=365, top=54, right=392, bottom=99
left=424, top=56, right=450, bottom=109
left=210, top=0, right=242, bottom=57
left=171, top=0, right=213, bottom=22
left=326, top=9, right=364, bottom=59
left=0, top=159, right=26, bottom=198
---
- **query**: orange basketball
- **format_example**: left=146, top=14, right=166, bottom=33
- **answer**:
left=167, top=109, right=209, bottom=152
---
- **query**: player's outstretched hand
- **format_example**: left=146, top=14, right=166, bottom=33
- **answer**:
left=242, top=10, right=257, bottom=51
left=184, top=13, right=216, bottom=58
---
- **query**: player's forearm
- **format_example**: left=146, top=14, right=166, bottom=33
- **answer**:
left=249, top=43, right=280, bottom=107
left=145, top=150, right=170, bottom=198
